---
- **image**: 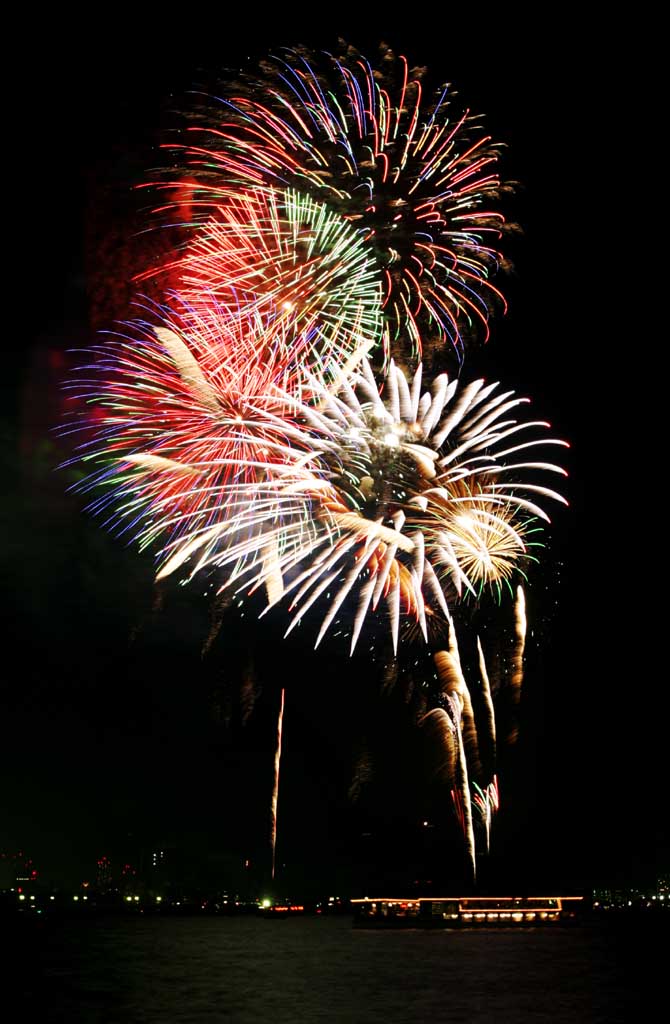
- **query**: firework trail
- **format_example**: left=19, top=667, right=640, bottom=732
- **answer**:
left=420, top=645, right=479, bottom=876
left=473, top=776, right=499, bottom=854
left=450, top=694, right=476, bottom=879
left=434, top=645, right=482, bottom=783
left=422, top=625, right=506, bottom=860
left=476, top=636, right=496, bottom=749
left=476, top=635, right=497, bottom=781
left=511, top=585, right=527, bottom=692
left=421, top=707, right=458, bottom=787
left=147, top=44, right=509, bottom=366
left=420, top=587, right=532, bottom=857
left=270, top=687, right=285, bottom=880
left=422, top=687, right=476, bottom=877
left=506, top=584, right=527, bottom=744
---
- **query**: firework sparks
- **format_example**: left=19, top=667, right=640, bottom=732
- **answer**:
left=147, top=45, right=510, bottom=365
left=258, top=358, right=567, bottom=652
left=139, top=187, right=384, bottom=388
left=70, top=320, right=567, bottom=656
left=63, top=298, right=340, bottom=600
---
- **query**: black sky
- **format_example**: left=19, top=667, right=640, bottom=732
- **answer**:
left=4, top=10, right=660, bottom=895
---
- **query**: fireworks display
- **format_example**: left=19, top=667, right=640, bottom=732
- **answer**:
left=69, top=331, right=566, bottom=657
left=66, top=43, right=567, bottom=880
left=148, top=44, right=509, bottom=366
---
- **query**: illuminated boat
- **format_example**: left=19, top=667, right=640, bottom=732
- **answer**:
left=352, top=895, right=584, bottom=928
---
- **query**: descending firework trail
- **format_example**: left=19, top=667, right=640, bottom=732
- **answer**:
left=419, top=584, right=535, bottom=861
left=421, top=621, right=508, bottom=863
left=139, top=187, right=385, bottom=386
left=421, top=707, right=457, bottom=789
left=150, top=45, right=509, bottom=365
left=426, top=647, right=477, bottom=877
left=451, top=696, right=476, bottom=879
left=473, top=777, right=499, bottom=854
left=422, top=690, right=476, bottom=877
left=270, top=688, right=285, bottom=880
left=476, top=635, right=497, bottom=781
left=506, top=585, right=527, bottom=744
left=511, top=585, right=527, bottom=693
left=477, top=636, right=497, bottom=750
left=434, top=644, right=482, bottom=782
left=412, top=493, right=531, bottom=866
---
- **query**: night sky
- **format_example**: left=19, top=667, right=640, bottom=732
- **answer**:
left=4, top=10, right=661, bottom=896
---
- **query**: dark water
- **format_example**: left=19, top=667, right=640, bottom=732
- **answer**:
left=8, top=915, right=663, bottom=1022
